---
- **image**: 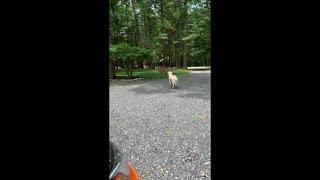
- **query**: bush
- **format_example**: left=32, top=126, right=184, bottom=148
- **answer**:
left=110, top=43, right=155, bottom=78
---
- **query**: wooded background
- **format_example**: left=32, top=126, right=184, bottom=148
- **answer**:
left=109, top=0, right=211, bottom=78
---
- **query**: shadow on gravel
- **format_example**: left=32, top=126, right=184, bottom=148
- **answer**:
left=128, top=73, right=211, bottom=100
left=128, top=80, right=173, bottom=95
left=110, top=80, right=145, bottom=87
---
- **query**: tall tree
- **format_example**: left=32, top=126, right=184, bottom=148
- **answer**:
left=182, top=0, right=188, bottom=68
left=109, top=0, right=211, bottom=75
left=130, top=0, right=140, bottom=46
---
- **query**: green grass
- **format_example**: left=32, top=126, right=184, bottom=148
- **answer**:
left=115, top=68, right=189, bottom=80
left=192, top=113, right=206, bottom=122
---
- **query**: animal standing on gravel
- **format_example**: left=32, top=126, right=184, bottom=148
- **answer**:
left=168, top=71, right=178, bottom=88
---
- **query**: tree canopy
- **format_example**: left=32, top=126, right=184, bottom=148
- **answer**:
left=109, top=0, right=211, bottom=78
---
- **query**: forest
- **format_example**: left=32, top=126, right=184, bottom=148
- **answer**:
left=109, top=0, right=211, bottom=78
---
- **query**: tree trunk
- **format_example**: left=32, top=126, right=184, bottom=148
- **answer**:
left=125, top=2, right=130, bottom=43
left=109, top=1, right=116, bottom=79
left=204, top=56, right=207, bottom=66
left=169, top=41, right=173, bottom=68
left=176, top=29, right=181, bottom=68
left=182, top=0, right=188, bottom=69
left=129, top=62, right=133, bottom=78
left=160, top=1, right=167, bottom=67
left=109, top=59, right=115, bottom=79
left=130, top=0, right=140, bottom=47
left=139, top=61, right=144, bottom=68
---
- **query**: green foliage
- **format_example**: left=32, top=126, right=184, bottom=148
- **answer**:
left=116, top=68, right=189, bottom=80
left=158, top=33, right=168, bottom=40
left=110, top=0, right=211, bottom=73
left=182, top=34, right=197, bottom=41
left=110, top=43, right=155, bottom=78
left=110, top=43, right=154, bottom=61
left=186, top=2, right=211, bottom=65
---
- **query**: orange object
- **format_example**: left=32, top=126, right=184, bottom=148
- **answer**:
left=128, top=164, right=139, bottom=180
left=113, top=164, right=139, bottom=180
left=114, top=173, right=129, bottom=180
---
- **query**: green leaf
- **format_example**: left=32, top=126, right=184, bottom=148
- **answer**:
left=189, top=49, right=206, bottom=57
left=182, top=34, right=197, bottom=41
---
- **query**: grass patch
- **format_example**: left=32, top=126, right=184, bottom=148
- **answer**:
left=115, top=68, right=189, bottom=80
left=192, top=114, right=206, bottom=122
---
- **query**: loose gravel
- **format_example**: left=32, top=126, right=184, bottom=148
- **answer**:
left=109, top=71, right=211, bottom=179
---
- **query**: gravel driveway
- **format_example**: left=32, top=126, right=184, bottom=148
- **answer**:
left=109, top=71, right=211, bottom=179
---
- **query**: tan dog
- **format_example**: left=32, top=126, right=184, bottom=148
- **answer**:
left=168, top=71, right=178, bottom=88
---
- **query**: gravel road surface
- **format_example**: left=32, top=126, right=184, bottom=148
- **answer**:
left=109, top=71, right=211, bottom=179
